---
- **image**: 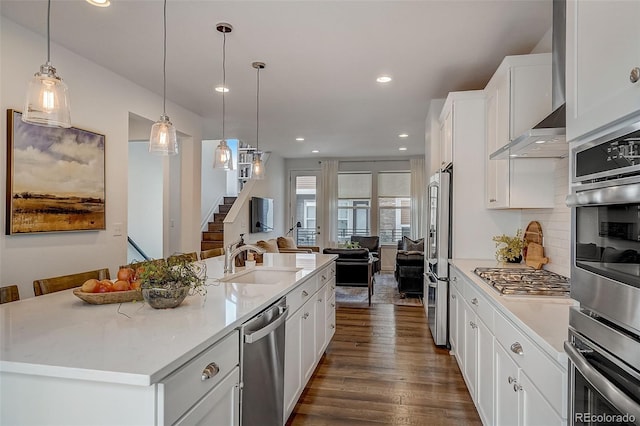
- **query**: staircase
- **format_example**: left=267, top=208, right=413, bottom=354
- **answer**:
left=201, top=197, right=236, bottom=251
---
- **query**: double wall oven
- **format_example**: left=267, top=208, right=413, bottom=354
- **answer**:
left=566, top=123, right=640, bottom=425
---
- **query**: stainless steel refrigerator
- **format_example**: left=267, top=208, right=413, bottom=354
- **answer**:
left=425, top=165, right=451, bottom=347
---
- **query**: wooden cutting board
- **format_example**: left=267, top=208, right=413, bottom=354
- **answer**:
left=525, top=242, right=549, bottom=269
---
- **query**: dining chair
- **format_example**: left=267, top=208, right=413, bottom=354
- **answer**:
left=0, top=285, right=20, bottom=304
left=33, top=268, right=110, bottom=296
left=167, top=252, right=198, bottom=266
left=200, top=248, right=225, bottom=260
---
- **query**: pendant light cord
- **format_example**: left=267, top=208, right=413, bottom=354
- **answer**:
left=256, top=66, right=260, bottom=151
left=222, top=31, right=227, bottom=141
left=162, top=0, right=167, bottom=115
left=46, top=0, right=51, bottom=64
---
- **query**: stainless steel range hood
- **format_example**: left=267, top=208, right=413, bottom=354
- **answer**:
left=491, top=0, right=568, bottom=160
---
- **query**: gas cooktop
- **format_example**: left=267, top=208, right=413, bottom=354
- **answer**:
left=473, top=267, right=570, bottom=297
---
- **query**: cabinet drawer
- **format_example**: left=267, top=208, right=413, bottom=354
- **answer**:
left=494, top=311, right=564, bottom=416
left=161, top=330, right=240, bottom=425
left=465, top=283, right=494, bottom=330
left=288, top=276, right=318, bottom=315
left=318, top=265, right=333, bottom=287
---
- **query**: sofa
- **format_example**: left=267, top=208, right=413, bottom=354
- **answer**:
left=350, top=235, right=380, bottom=274
left=323, top=247, right=374, bottom=305
left=395, top=237, right=424, bottom=297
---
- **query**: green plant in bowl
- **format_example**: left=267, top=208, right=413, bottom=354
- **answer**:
left=492, top=229, right=525, bottom=263
left=137, top=256, right=207, bottom=308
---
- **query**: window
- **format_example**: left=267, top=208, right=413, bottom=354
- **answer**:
left=378, top=171, right=411, bottom=244
left=338, top=173, right=371, bottom=243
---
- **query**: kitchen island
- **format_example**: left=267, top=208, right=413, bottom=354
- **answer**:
left=0, top=253, right=337, bottom=425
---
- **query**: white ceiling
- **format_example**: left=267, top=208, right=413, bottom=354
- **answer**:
left=1, top=0, right=552, bottom=159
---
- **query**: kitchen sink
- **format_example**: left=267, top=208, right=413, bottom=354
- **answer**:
left=219, top=267, right=302, bottom=285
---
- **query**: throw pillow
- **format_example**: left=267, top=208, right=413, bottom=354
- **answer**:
left=256, top=239, right=279, bottom=253
left=277, top=236, right=297, bottom=250
left=402, top=236, right=424, bottom=252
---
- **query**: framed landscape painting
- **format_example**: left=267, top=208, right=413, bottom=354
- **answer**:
left=6, top=109, right=106, bottom=234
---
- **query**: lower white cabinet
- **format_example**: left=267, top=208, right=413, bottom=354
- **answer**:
left=495, top=344, right=563, bottom=426
left=284, top=263, right=336, bottom=421
left=450, top=265, right=566, bottom=426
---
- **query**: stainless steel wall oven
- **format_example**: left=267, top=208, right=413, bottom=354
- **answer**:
left=567, top=123, right=640, bottom=425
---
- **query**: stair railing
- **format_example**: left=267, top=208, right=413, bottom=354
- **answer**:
left=128, top=236, right=150, bottom=261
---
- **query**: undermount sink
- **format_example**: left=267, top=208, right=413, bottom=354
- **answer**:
left=219, top=267, right=303, bottom=285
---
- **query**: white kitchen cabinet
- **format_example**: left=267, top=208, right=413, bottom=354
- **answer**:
left=284, top=263, right=337, bottom=421
left=484, top=54, right=556, bottom=209
left=494, top=344, right=563, bottom=426
left=440, top=107, right=453, bottom=167
left=566, top=0, right=640, bottom=142
left=174, top=367, right=240, bottom=426
left=463, top=300, right=478, bottom=399
left=449, top=279, right=459, bottom=357
left=477, top=316, right=494, bottom=426
left=426, top=99, right=446, bottom=176
left=455, top=285, right=465, bottom=367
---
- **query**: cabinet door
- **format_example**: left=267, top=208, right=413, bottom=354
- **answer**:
left=463, top=303, right=478, bottom=399
left=495, top=344, right=520, bottom=426
left=325, top=281, right=336, bottom=347
left=284, top=308, right=303, bottom=417
left=174, top=368, right=240, bottom=426
left=449, top=285, right=458, bottom=353
left=567, top=0, right=640, bottom=141
left=315, top=284, right=327, bottom=359
left=455, top=287, right=466, bottom=366
left=485, top=71, right=510, bottom=208
left=519, top=370, right=563, bottom=426
left=301, top=298, right=317, bottom=382
left=477, top=318, right=494, bottom=426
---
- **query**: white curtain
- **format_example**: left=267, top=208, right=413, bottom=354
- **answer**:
left=410, top=158, right=426, bottom=239
left=321, top=160, right=339, bottom=248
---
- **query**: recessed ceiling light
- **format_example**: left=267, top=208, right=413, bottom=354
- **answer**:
left=509, top=154, right=518, bottom=157
left=398, top=133, right=409, bottom=138
left=215, top=86, right=229, bottom=93
left=535, top=140, right=546, bottom=144
left=296, top=137, right=305, bottom=141
left=399, top=147, right=407, bottom=151
left=86, top=0, right=110, bottom=6
left=376, top=76, right=392, bottom=83
left=311, top=150, right=319, bottom=153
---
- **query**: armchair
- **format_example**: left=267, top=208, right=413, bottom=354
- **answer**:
left=323, top=248, right=374, bottom=305
left=395, top=237, right=424, bottom=297
left=350, top=236, right=380, bottom=274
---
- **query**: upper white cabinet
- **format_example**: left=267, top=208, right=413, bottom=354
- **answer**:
left=484, top=54, right=556, bottom=209
left=441, top=107, right=453, bottom=168
left=566, top=0, right=640, bottom=142
left=426, top=99, right=446, bottom=176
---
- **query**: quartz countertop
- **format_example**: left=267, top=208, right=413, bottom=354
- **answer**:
left=450, top=259, right=577, bottom=366
left=0, top=253, right=337, bottom=386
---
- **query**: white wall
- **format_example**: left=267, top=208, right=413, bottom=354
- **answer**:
left=521, top=158, right=570, bottom=277
left=224, top=153, right=287, bottom=246
left=128, top=142, right=163, bottom=260
left=201, top=140, right=230, bottom=227
left=1, top=18, right=204, bottom=299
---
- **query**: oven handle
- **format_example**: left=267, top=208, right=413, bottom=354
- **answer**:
left=566, top=184, right=640, bottom=207
left=565, top=341, right=640, bottom=422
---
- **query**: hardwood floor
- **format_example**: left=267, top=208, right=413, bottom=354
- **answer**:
left=286, top=304, right=481, bottom=425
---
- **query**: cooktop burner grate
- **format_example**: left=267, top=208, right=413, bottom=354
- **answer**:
left=473, top=267, right=570, bottom=297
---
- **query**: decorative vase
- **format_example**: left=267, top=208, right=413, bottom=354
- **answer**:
left=506, top=255, right=523, bottom=264
left=142, top=286, right=189, bottom=309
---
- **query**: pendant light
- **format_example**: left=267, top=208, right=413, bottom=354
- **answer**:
left=149, top=0, right=178, bottom=155
left=213, top=23, right=233, bottom=170
left=251, top=61, right=266, bottom=180
left=23, top=0, right=71, bottom=128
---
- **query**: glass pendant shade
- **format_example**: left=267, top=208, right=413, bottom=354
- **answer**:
left=149, top=114, right=178, bottom=155
left=213, top=140, right=233, bottom=170
left=251, top=152, right=265, bottom=180
left=23, top=64, right=71, bottom=128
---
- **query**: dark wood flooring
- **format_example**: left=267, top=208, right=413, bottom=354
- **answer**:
left=286, top=303, right=482, bottom=425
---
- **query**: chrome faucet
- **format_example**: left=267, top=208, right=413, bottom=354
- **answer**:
left=224, top=243, right=265, bottom=274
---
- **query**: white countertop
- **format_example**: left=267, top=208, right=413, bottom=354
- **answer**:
left=450, top=259, right=577, bottom=366
left=0, top=253, right=337, bottom=386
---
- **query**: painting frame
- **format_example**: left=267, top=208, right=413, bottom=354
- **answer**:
left=6, top=109, right=106, bottom=235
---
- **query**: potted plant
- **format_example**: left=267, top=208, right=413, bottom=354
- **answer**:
left=137, top=256, right=207, bottom=309
left=492, top=229, right=526, bottom=263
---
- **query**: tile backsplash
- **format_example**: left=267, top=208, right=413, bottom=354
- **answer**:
left=521, top=158, right=570, bottom=278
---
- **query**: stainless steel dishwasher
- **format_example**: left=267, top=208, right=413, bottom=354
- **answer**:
left=240, top=296, right=288, bottom=426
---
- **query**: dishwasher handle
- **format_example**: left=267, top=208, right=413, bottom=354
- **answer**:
left=244, top=305, right=289, bottom=344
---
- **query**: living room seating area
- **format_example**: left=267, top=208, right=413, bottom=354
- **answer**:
left=395, top=236, right=424, bottom=297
